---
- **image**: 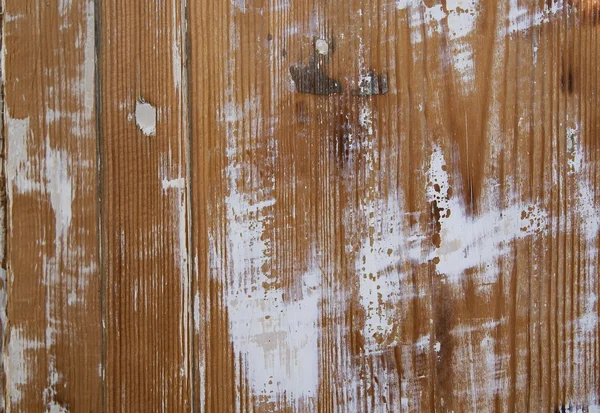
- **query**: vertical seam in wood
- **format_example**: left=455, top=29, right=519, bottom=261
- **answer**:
left=182, top=0, right=195, bottom=410
left=93, top=0, right=106, bottom=410
left=0, top=0, right=7, bottom=409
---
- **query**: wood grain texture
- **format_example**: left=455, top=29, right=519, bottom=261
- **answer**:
left=2, top=0, right=599, bottom=412
left=2, top=0, right=101, bottom=411
left=97, top=0, right=193, bottom=411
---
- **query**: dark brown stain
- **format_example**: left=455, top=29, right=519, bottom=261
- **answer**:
left=561, top=62, right=574, bottom=94
left=290, top=56, right=342, bottom=95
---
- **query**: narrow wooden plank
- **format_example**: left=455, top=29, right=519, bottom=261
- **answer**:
left=97, top=0, right=193, bottom=411
left=190, top=0, right=599, bottom=411
left=2, top=0, right=101, bottom=411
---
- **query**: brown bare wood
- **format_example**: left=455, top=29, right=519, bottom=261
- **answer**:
left=2, top=0, right=101, bottom=412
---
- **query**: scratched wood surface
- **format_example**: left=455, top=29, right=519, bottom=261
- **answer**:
left=2, top=0, right=600, bottom=412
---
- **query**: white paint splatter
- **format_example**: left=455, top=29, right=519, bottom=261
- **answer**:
left=427, top=145, right=548, bottom=283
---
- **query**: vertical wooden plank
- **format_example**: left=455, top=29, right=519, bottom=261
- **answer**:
left=189, top=0, right=600, bottom=411
left=2, top=0, right=101, bottom=411
left=98, top=0, right=192, bottom=411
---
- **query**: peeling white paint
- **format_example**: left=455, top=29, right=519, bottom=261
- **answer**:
left=135, top=100, right=157, bottom=136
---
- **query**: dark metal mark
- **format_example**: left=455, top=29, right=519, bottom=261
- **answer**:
left=289, top=56, right=342, bottom=96
left=352, top=71, right=389, bottom=96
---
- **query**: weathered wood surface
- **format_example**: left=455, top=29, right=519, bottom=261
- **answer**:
left=2, top=0, right=600, bottom=412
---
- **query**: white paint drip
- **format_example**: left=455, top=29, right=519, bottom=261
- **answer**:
left=135, top=100, right=157, bottom=136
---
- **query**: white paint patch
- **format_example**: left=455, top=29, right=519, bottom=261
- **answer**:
left=45, top=148, right=73, bottom=247
left=427, top=146, right=548, bottom=283
left=135, top=100, right=157, bottom=136
left=162, top=177, right=185, bottom=190
left=6, top=114, right=39, bottom=197
left=357, top=195, right=422, bottom=353
left=397, top=0, right=479, bottom=90
left=446, top=0, right=478, bottom=90
left=6, top=328, right=44, bottom=403
left=395, top=0, right=419, bottom=10
left=46, top=401, right=69, bottom=413
left=58, top=0, right=72, bottom=17
left=315, top=39, right=329, bottom=55
left=508, top=0, right=563, bottom=34
left=220, top=95, right=320, bottom=408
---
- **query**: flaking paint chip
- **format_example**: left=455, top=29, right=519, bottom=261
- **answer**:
left=135, top=99, right=156, bottom=136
